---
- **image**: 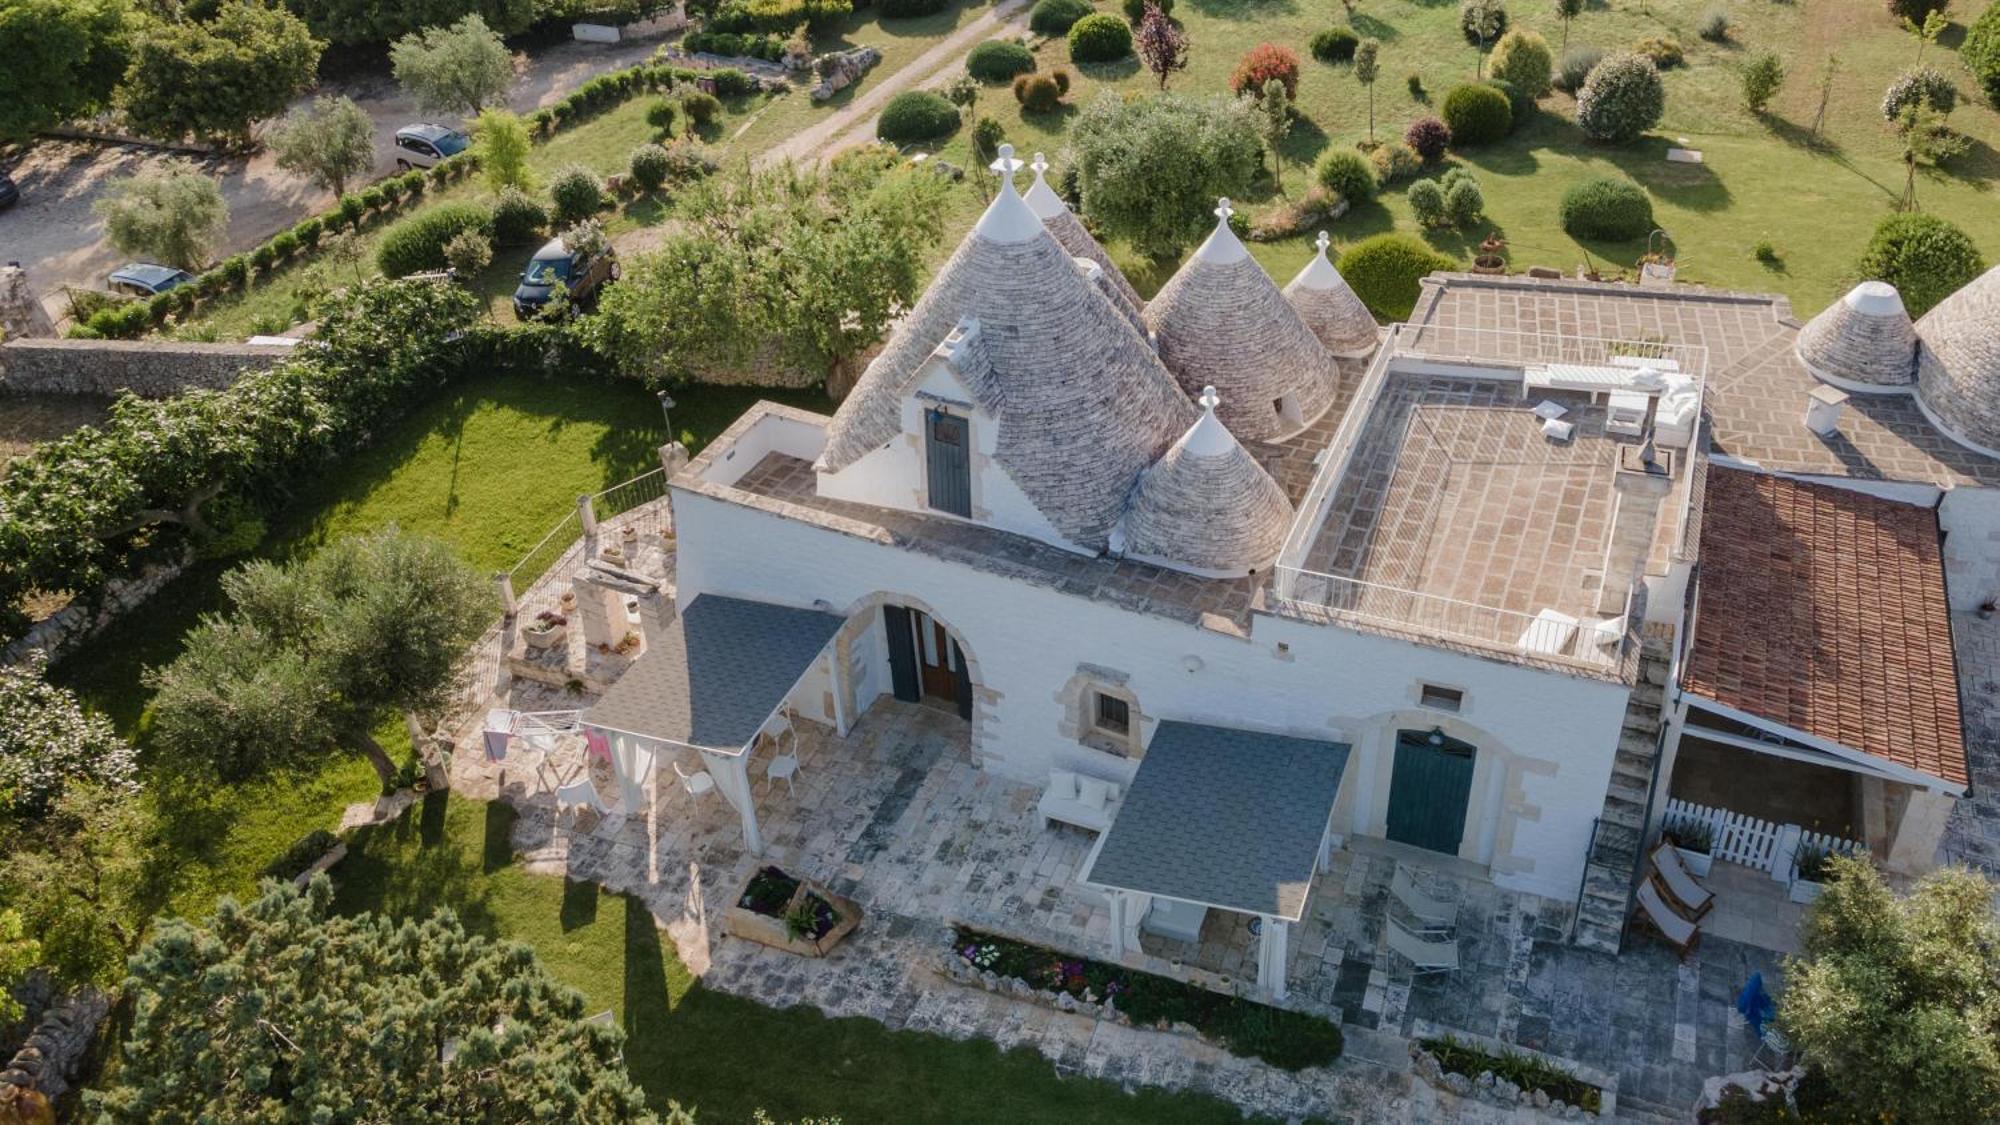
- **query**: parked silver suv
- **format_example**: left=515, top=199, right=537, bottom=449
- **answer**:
left=392, top=123, right=469, bottom=170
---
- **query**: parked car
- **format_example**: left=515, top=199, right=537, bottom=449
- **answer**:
left=392, top=123, right=469, bottom=170
left=512, top=236, right=619, bottom=320
left=0, top=171, right=18, bottom=210
left=107, top=263, right=195, bottom=297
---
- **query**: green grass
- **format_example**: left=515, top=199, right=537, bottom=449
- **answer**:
left=923, top=0, right=2000, bottom=315
left=331, top=793, right=1285, bottom=1123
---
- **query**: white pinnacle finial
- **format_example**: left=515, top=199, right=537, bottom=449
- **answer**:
left=1199, top=385, right=1220, bottom=412
left=1316, top=231, right=1331, bottom=255
left=974, top=141, right=1042, bottom=242
left=1215, top=198, right=1234, bottom=223
left=1031, top=151, right=1050, bottom=177
left=1182, top=385, right=1235, bottom=455
left=1293, top=229, right=1343, bottom=289
left=989, top=143, right=1023, bottom=189
left=1192, top=197, right=1249, bottom=264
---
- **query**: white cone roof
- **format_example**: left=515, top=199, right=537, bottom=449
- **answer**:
left=1120, top=387, right=1296, bottom=577
left=1796, top=281, right=1917, bottom=390
left=1914, top=265, right=2000, bottom=454
left=1144, top=201, right=1339, bottom=442
left=1283, top=233, right=1380, bottom=359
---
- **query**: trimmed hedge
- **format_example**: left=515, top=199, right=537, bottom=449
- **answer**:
left=1575, top=51, right=1665, bottom=143
left=1857, top=212, right=1987, bottom=318
left=376, top=202, right=494, bottom=278
left=877, top=91, right=962, bottom=142
left=1558, top=177, right=1654, bottom=240
left=1489, top=27, right=1552, bottom=96
left=1014, top=72, right=1064, bottom=112
left=1029, top=0, right=1092, bottom=33
left=968, top=39, right=1037, bottom=81
left=549, top=165, right=607, bottom=224
left=1441, top=83, right=1512, bottom=144
left=1331, top=234, right=1455, bottom=321
left=1313, top=149, right=1377, bottom=205
left=1310, top=25, right=1359, bottom=62
left=1069, top=13, right=1134, bottom=62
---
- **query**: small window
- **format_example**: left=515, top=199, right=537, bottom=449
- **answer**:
left=1419, top=684, right=1464, bottom=712
left=1093, top=692, right=1130, bottom=736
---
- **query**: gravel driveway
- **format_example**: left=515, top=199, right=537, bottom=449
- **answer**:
left=0, top=31, right=671, bottom=323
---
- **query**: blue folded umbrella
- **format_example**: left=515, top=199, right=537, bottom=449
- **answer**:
left=1736, top=972, right=1776, bottom=1038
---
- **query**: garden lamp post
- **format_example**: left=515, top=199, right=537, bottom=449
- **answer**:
left=657, top=390, right=676, bottom=441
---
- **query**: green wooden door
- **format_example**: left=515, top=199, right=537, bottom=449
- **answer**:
left=1386, top=730, right=1477, bottom=856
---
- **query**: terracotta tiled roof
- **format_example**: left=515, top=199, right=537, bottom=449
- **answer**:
left=1684, top=467, right=1966, bottom=787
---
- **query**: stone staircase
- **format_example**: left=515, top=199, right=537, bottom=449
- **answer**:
left=1572, top=639, right=1673, bottom=954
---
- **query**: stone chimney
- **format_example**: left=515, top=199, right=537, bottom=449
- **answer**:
left=1804, top=384, right=1848, bottom=436
left=0, top=263, right=57, bottom=341
left=1597, top=443, right=1675, bottom=613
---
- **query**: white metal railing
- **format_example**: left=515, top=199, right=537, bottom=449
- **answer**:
left=1392, top=324, right=1710, bottom=380
left=590, top=466, right=668, bottom=521
left=1662, top=798, right=1862, bottom=879
left=1276, top=325, right=1403, bottom=573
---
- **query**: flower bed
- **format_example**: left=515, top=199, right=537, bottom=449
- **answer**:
left=724, top=866, right=861, bottom=956
left=1416, top=1034, right=1606, bottom=1116
left=947, top=927, right=1343, bottom=1071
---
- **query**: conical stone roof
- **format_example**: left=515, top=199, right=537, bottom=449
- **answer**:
left=1024, top=152, right=1146, bottom=319
left=1914, top=264, right=2000, bottom=455
left=1143, top=200, right=1338, bottom=442
left=1795, top=281, right=1917, bottom=390
left=1118, top=387, right=1296, bottom=577
left=818, top=146, right=1195, bottom=552
left=1283, top=232, right=1380, bottom=359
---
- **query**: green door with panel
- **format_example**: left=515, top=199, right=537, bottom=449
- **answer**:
left=1385, top=730, right=1478, bottom=856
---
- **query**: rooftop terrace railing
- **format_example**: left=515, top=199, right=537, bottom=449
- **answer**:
left=1391, top=324, right=1709, bottom=380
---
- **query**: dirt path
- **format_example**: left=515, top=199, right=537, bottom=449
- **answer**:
left=755, top=0, right=1033, bottom=169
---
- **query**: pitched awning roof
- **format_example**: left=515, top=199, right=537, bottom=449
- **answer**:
left=1081, top=721, right=1350, bottom=920
left=584, top=594, right=844, bottom=753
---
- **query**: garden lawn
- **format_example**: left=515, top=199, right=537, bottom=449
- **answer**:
left=922, top=0, right=2000, bottom=314
left=331, top=792, right=1287, bottom=1124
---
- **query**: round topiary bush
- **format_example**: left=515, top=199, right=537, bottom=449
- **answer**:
left=1442, top=83, right=1513, bottom=144
left=1459, top=0, right=1507, bottom=44
left=878, top=90, right=961, bottom=142
left=646, top=97, right=678, bottom=135
left=1857, top=212, right=1987, bottom=318
left=1408, top=178, right=1447, bottom=226
left=1555, top=45, right=1603, bottom=93
left=681, top=90, right=723, bottom=127
left=1069, top=13, right=1133, bottom=62
left=1404, top=115, right=1452, bottom=162
left=1489, top=27, right=1552, bottom=97
left=1881, top=65, right=1959, bottom=121
left=1122, top=0, right=1174, bottom=21
left=879, top=0, right=948, bottom=16
left=968, top=39, right=1037, bottom=81
left=1558, top=176, right=1654, bottom=240
left=491, top=187, right=548, bottom=246
left=375, top=201, right=493, bottom=278
left=1231, top=42, right=1302, bottom=99
left=1369, top=141, right=1421, bottom=183
left=1966, top=1, right=2000, bottom=108
left=1314, top=148, right=1378, bottom=205
left=1575, top=51, right=1665, bottom=143
left=629, top=143, right=673, bottom=191
left=1311, top=26, right=1360, bottom=63
left=1013, top=72, right=1064, bottom=112
left=1030, top=0, right=1092, bottom=33
left=1445, top=176, right=1484, bottom=226
left=548, top=164, right=606, bottom=224
left=1340, top=233, right=1457, bottom=320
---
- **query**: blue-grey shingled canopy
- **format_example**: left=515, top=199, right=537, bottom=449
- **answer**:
left=1082, top=721, right=1350, bottom=920
left=583, top=594, right=845, bottom=753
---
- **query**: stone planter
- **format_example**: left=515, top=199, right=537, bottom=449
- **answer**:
left=524, top=622, right=568, bottom=650
left=1640, top=261, right=1677, bottom=287
left=1675, top=846, right=1713, bottom=879
left=1788, top=877, right=1824, bottom=905
left=724, top=870, right=861, bottom=957
left=1471, top=255, right=1506, bottom=275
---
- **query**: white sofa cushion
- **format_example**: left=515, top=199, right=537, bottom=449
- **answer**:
left=1047, top=769, right=1079, bottom=802
left=1077, top=776, right=1111, bottom=810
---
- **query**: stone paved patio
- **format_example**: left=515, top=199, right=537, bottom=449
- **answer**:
left=1941, top=612, right=2000, bottom=878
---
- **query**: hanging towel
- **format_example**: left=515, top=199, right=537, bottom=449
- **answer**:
left=1735, top=972, right=1775, bottom=1038
left=483, top=727, right=511, bottom=762
left=584, top=727, right=612, bottom=763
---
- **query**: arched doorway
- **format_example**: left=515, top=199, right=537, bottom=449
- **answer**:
left=883, top=604, right=972, bottom=721
left=1386, top=727, right=1478, bottom=856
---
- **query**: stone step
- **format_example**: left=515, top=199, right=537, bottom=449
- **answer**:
left=1619, top=728, right=1659, bottom=758
left=1607, top=771, right=1650, bottom=804
left=1572, top=914, right=1624, bottom=954
left=1601, top=798, right=1645, bottom=830
left=1594, top=821, right=1640, bottom=855
left=1615, top=750, right=1655, bottom=780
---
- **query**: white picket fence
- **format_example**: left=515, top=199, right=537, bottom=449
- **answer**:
left=1663, top=798, right=1862, bottom=881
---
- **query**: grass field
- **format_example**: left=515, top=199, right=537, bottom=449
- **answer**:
left=917, top=0, right=2000, bottom=314
left=330, top=792, right=1289, bottom=1124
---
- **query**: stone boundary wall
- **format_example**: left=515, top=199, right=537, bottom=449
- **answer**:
left=0, top=338, right=295, bottom=398
left=2, top=550, right=191, bottom=667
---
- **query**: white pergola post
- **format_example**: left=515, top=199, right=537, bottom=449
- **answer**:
left=1257, top=917, right=1289, bottom=1001
left=1318, top=808, right=1337, bottom=874
left=828, top=646, right=852, bottom=737
left=701, top=748, right=763, bottom=854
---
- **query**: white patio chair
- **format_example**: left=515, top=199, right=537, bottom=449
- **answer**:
left=674, top=759, right=715, bottom=801
left=1751, top=1026, right=1791, bottom=1071
left=1386, top=915, right=1460, bottom=975
left=1648, top=840, right=1714, bottom=919
left=763, top=710, right=802, bottom=795
left=1633, top=876, right=1701, bottom=956
left=1391, top=866, right=1456, bottom=934
left=555, top=776, right=615, bottom=818
left=1541, top=417, right=1576, bottom=442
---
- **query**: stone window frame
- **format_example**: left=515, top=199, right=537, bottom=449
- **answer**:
left=1055, top=666, right=1147, bottom=759
left=1416, top=681, right=1468, bottom=714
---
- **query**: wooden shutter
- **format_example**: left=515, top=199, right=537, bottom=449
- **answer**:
left=925, top=409, right=972, bottom=518
left=884, top=605, right=920, bottom=703
left=952, top=640, right=972, bottom=720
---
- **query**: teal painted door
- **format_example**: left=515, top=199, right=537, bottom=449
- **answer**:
left=1386, top=731, right=1477, bottom=856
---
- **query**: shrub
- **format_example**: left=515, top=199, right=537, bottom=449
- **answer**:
left=971, top=114, right=1006, bottom=160
left=1442, top=83, right=1513, bottom=144
left=710, top=68, right=756, bottom=97
left=681, top=90, right=723, bottom=127
left=1576, top=52, right=1665, bottom=142
left=400, top=169, right=426, bottom=197
left=1484, top=76, right=1528, bottom=115
left=358, top=185, right=387, bottom=212
left=1404, top=115, right=1451, bottom=161
left=1885, top=0, right=1948, bottom=21
left=375, top=201, right=492, bottom=277
left=1555, top=45, right=1603, bottom=93
left=1857, top=212, right=1987, bottom=317
left=443, top=227, right=493, bottom=275
left=1697, top=6, right=1730, bottom=41
left=1967, top=1, right=2000, bottom=107
left=878, top=90, right=961, bottom=142
left=1489, top=28, right=1552, bottom=97
left=1742, top=50, right=1785, bottom=113
left=1407, top=72, right=1426, bottom=99
left=629, top=143, right=672, bottom=191
left=85, top=302, right=154, bottom=339
left=1340, top=233, right=1456, bottom=319
left=548, top=164, right=606, bottom=224
left=490, top=188, right=548, bottom=247
left=1311, top=26, right=1360, bottom=63
left=1231, top=43, right=1302, bottom=100
left=1459, top=0, right=1506, bottom=44
left=647, top=97, right=678, bottom=135
left=1030, top=0, right=1093, bottom=34
left=270, top=231, right=300, bottom=259
left=1558, top=176, right=1654, bottom=240
left=1123, top=0, right=1175, bottom=19
left=217, top=256, right=250, bottom=289
left=249, top=243, right=277, bottom=272
left=879, top=0, right=949, bottom=15
left=1052, top=67, right=1073, bottom=94
left=1408, top=178, right=1447, bottom=226
left=1070, top=13, right=1134, bottom=63
left=293, top=216, right=323, bottom=247
left=147, top=291, right=177, bottom=323
left=969, top=39, right=1037, bottom=82
left=1369, top=141, right=1421, bottom=183
left=1313, top=148, right=1378, bottom=205
left=1631, top=36, right=1682, bottom=69
left=1752, top=239, right=1779, bottom=264
left=1881, top=65, right=1958, bottom=121
left=1014, top=72, right=1064, bottom=111
left=1445, top=176, right=1484, bottom=226
left=337, top=193, right=366, bottom=229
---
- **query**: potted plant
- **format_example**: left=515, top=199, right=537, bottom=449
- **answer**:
left=600, top=543, right=627, bottom=566
left=725, top=865, right=862, bottom=956
left=1666, top=819, right=1714, bottom=878
left=1473, top=232, right=1506, bottom=275
left=524, top=610, right=568, bottom=650
left=1789, top=842, right=1837, bottom=904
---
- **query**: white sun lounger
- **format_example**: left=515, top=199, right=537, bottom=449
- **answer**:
left=1391, top=866, right=1456, bottom=933
left=1634, top=877, right=1700, bottom=955
left=1386, top=915, right=1460, bottom=974
left=1649, top=841, right=1714, bottom=919
left=1517, top=609, right=1579, bottom=657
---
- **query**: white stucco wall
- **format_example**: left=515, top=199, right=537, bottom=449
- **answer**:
left=1940, top=485, right=2000, bottom=612
left=672, top=486, right=1636, bottom=903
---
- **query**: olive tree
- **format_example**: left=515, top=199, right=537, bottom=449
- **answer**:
left=267, top=95, right=376, bottom=198
left=1071, top=91, right=1262, bottom=258
left=92, top=160, right=229, bottom=270
left=391, top=14, right=514, bottom=118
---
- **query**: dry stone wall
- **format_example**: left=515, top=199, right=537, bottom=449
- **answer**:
left=0, top=338, right=294, bottom=398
